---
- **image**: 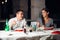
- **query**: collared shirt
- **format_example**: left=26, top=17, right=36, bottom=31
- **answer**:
left=8, top=17, right=26, bottom=30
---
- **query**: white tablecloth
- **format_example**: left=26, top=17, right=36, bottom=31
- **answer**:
left=0, top=28, right=60, bottom=40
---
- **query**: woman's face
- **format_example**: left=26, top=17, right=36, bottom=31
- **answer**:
left=42, top=10, right=48, bottom=18
left=16, top=11, right=24, bottom=20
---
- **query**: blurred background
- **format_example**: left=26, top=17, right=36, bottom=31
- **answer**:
left=0, top=0, right=60, bottom=30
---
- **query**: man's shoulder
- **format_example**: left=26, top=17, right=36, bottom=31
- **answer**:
left=9, top=17, right=16, bottom=21
left=22, top=18, right=26, bottom=21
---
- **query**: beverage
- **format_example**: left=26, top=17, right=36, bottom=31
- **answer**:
left=5, top=19, right=10, bottom=31
left=24, top=28, right=26, bottom=33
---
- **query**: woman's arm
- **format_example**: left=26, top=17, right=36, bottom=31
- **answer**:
left=36, top=21, right=40, bottom=27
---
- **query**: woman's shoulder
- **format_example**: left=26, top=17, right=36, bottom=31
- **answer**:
left=49, top=18, right=53, bottom=21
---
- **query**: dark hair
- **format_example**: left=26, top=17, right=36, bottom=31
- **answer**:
left=16, top=9, right=24, bottom=13
left=41, top=8, right=49, bottom=25
left=42, top=8, right=49, bottom=13
left=13, top=9, right=24, bottom=17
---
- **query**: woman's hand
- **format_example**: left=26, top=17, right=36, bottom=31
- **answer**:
left=40, top=25, right=45, bottom=30
left=36, top=21, right=40, bottom=27
left=40, top=25, right=54, bottom=30
left=44, top=27, right=54, bottom=30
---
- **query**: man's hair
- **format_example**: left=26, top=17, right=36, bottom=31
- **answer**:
left=16, top=9, right=24, bottom=14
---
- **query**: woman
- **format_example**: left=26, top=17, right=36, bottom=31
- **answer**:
left=37, top=8, right=54, bottom=30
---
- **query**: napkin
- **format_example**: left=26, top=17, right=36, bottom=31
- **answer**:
left=52, top=31, right=60, bottom=34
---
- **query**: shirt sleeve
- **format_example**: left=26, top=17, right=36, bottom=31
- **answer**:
left=48, top=18, right=54, bottom=27
left=37, top=18, right=43, bottom=26
left=50, top=18, right=54, bottom=26
left=8, top=18, right=18, bottom=30
left=8, top=19, right=13, bottom=30
left=8, top=19, right=14, bottom=27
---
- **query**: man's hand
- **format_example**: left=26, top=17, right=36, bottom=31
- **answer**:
left=12, top=20, right=16, bottom=25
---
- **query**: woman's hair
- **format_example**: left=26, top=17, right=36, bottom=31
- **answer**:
left=41, top=8, right=49, bottom=25
left=41, top=15, right=45, bottom=25
left=41, top=8, right=49, bottom=13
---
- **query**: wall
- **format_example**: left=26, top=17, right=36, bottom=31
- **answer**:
left=12, top=0, right=28, bottom=18
left=31, top=0, right=45, bottom=20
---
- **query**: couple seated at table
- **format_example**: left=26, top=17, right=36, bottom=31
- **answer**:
left=8, top=8, right=54, bottom=31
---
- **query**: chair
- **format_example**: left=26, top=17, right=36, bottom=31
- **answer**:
left=54, top=24, right=57, bottom=28
left=31, top=21, right=37, bottom=26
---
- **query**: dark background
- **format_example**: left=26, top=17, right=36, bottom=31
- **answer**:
left=45, top=0, right=60, bottom=28
left=0, top=0, right=60, bottom=30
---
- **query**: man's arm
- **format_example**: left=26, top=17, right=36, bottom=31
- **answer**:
left=8, top=19, right=16, bottom=30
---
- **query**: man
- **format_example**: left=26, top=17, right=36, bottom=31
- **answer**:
left=8, top=9, right=26, bottom=30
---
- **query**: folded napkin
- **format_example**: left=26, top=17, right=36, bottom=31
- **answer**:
left=15, top=30, right=23, bottom=32
left=52, top=31, right=60, bottom=34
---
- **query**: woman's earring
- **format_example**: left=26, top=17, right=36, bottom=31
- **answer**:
left=48, top=12, right=49, bottom=14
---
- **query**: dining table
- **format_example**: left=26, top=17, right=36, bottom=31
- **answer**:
left=0, top=28, right=60, bottom=40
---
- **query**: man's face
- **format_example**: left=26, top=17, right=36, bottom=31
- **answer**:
left=42, top=10, right=48, bottom=18
left=16, top=11, right=24, bottom=20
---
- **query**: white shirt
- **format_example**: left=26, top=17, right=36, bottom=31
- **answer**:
left=8, top=17, right=26, bottom=30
